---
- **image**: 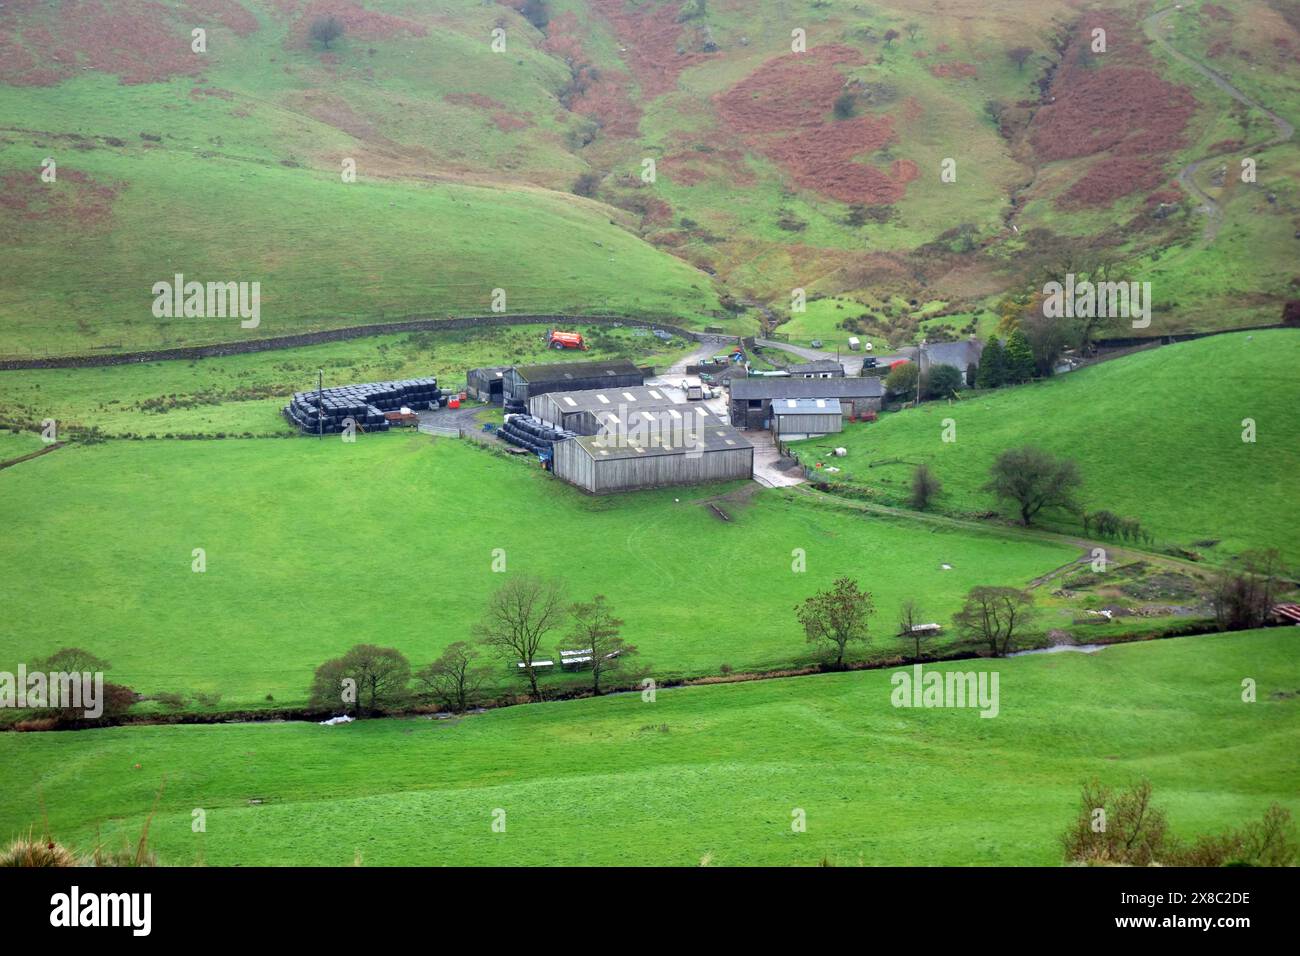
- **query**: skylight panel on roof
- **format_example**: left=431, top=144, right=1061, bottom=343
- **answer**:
left=623, top=392, right=636, bottom=402
left=597, top=394, right=610, bottom=404
left=648, top=389, right=663, bottom=400
left=563, top=396, right=577, bottom=407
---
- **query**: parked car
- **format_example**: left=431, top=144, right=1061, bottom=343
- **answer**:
left=810, top=339, right=823, bottom=348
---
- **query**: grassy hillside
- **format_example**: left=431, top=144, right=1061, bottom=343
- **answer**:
left=4, top=0, right=1294, bottom=360
left=0, top=434, right=1079, bottom=709
left=0, top=1, right=726, bottom=357
left=790, top=330, right=1300, bottom=565
left=0, top=629, right=1293, bottom=865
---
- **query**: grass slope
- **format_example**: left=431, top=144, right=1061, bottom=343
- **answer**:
left=0, top=629, right=1293, bottom=866
left=790, top=330, right=1300, bottom=565
left=0, top=435, right=1074, bottom=709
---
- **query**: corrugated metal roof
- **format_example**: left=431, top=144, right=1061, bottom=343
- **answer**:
left=540, top=385, right=683, bottom=413
left=775, top=398, right=843, bottom=414
left=730, top=377, right=884, bottom=400
left=569, top=420, right=752, bottom=460
left=513, top=359, right=642, bottom=384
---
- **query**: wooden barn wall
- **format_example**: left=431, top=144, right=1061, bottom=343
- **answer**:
left=591, top=446, right=753, bottom=493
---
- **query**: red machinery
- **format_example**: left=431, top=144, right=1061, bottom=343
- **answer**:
left=546, top=330, right=588, bottom=350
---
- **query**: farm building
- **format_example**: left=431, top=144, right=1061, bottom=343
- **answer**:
left=771, top=398, right=843, bottom=439
left=502, top=359, right=644, bottom=408
left=728, top=377, right=884, bottom=430
left=894, top=339, right=984, bottom=385
left=579, top=404, right=731, bottom=448
left=466, top=366, right=511, bottom=403
left=551, top=420, right=753, bottom=494
left=787, top=360, right=845, bottom=378
left=528, top=385, right=676, bottom=434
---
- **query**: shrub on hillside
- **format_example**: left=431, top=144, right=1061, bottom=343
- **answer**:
left=909, top=463, right=941, bottom=510
left=309, top=16, right=344, bottom=50
left=0, top=835, right=77, bottom=867
left=925, top=364, right=963, bottom=399
left=884, top=361, right=918, bottom=397
left=1063, top=779, right=1297, bottom=867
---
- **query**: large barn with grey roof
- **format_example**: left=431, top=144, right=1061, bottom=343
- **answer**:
left=728, top=376, right=884, bottom=430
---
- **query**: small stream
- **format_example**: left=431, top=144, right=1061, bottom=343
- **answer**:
left=1008, top=643, right=1107, bottom=658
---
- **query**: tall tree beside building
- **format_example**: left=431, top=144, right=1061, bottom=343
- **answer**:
left=1004, top=328, right=1036, bottom=383
left=976, top=336, right=1006, bottom=388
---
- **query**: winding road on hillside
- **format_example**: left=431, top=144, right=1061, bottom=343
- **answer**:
left=1143, top=5, right=1295, bottom=245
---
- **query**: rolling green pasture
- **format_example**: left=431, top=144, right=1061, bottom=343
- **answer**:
left=0, top=434, right=1075, bottom=710
left=0, top=142, right=722, bottom=357
left=790, top=331, right=1300, bottom=565
left=0, top=324, right=695, bottom=438
left=774, top=297, right=889, bottom=351
left=0, top=629, right=1293, bottom=866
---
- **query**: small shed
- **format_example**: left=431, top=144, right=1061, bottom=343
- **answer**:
left=466, top=366, right=511, bottom=403
left=772, top=398, right=843, bottom=438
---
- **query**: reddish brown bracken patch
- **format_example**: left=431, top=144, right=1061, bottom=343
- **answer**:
left=930, top=62, right=977, bottom=79
left=588, top=0, right=720, bottom=98
left=1029, top=12, right=1196, bottom=209
left=716, top=46, right=913, bottom=204
left=0, top=167, right=122, bottom=239
left=445, top=93, right=506, bottom=111
left=542, top=10, right=641, bottom=138
left=287, top=0, right=428, bottom=47
left=0, top=0, right=225, bottom=86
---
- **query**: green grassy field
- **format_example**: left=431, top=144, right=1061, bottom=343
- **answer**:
left=0, top=628, right=1292, bottom=866
left=0, top=433, right=1079, bottom=711
left=0, top=323, right=695, bottom=438
left=790, top=330, right=1300, bottom=565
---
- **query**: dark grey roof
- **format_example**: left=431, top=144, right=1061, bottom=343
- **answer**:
left=512, top=359, right=643, bottom=384
left=729, top=376, right=884, bottom=400
left=895, top=339, right=984, bottom=370
left=788, top=360, right=844, bottom=374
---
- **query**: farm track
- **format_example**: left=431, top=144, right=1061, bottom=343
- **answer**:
left=786, top=483, right=1213, bottom=580
left=0, top=441, right=64, bottom=470
left=1143, top=5, right=1296, bottom=247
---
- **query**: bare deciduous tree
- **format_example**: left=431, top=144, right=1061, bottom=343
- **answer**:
left=896, top=599, right=934, bottom=659
left=565, top=594, right=636, bottom=695
left=1213, top=548, right=1282, bottom=631
left=1007, top=46, right=1033, bottom=71
left=415, top=642, right=490, bottom=713
left=952, top=586, right=1036, bottom=657
left=476, top=575, right=566, bottom=700
left=310, top=644, right=411, bottom=716
left=909, top=462, right=942, bottom=510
